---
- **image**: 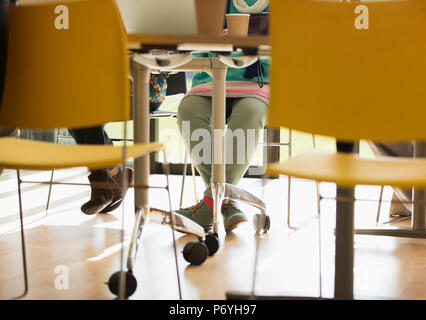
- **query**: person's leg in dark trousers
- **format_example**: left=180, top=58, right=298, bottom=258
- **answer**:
left=69, top=126, right=113, bottom=146
left=68, top=126, right=133, bottom=215
left=367, top=141, right=412, bottom=217
left=0, top=128, right=18, bottom=176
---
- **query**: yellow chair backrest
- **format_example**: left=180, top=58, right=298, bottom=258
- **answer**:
left=0, top=0, right=129, bottom=130
left=269, top=0, right=426, bottom=142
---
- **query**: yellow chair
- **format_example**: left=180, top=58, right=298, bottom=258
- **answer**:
left=0, top=0, right=162, bottom=299
left=266, top=0, right=426, bottom=299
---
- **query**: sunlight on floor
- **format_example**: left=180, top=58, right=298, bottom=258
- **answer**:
left=0, top=166, right=425, bottom=300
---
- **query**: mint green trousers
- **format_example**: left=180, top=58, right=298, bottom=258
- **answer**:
left=177, top=95, right=267, bottom=198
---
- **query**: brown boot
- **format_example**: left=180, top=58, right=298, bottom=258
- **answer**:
left=81, top=169, right=115, bottom=215
left=99, top=166, right=134, bottom=214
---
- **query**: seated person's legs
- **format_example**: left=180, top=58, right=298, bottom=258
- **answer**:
left=176, top=95, right=267, bottom=232
left=68, top=126, right=133, bottom=215
left=221, top=97, right=267, bottom=231
left=367, top=141, right=412, bottom=217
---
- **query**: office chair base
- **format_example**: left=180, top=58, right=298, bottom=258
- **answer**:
left=149, top=208, right=206, bottom=239
left=127, top=207, right=208, bottom=268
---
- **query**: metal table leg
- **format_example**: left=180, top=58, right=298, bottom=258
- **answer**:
left=107, top=59, right=153, bottom=300
left=331, top=142, right=356, bottom=300
left=334, top=186, right=354, bottom=299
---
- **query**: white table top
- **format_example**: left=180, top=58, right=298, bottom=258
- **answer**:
left=127, top=33, right=269, bottom=53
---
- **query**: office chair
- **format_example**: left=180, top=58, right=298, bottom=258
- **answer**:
left=0, top=0, right=164, bottom=299
left=265, top=0, right=426, bottom=299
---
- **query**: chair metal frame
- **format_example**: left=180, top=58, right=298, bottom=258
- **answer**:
left=261, top=128, right=319, bottom=230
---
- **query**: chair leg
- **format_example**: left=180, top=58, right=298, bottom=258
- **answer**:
left=376, top=186, right=384, bottom=226
left=312, top=135, right=321, bottom=213
left=179, top=152, right=198, bottom=209
left=179, top=152, right=188, bottom=209
left=317, top=193, right=323, bottom=298
left=45, top=128, right=61, bottom=215
left=286, top=129, right=293, bottom=228
left=334, top=186, right=354, bottom=299
left=191, top=162, right=198, bottom=204
left=13, top=169, right=29, bottom=299
left=161, top=150, right=183, bottom=300
left=287, top=132, right=320, bottom=230
left=45, top=169, right=55, bottom=215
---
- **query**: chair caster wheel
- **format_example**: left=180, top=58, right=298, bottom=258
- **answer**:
left=107, top=270, right=137, bottom=298
left=264, top=215, right=271, bottom=232
left=205, top=233, right=220, bottom=256
left=253, top=213, right=270, bottom=233
left=183, top=241, right=209, bottom=265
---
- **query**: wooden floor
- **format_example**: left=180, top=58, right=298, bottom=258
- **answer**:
left=0, top=167, right=425, bottom=300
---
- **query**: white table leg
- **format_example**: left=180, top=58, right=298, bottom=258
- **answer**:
left=210, top=63, right=227, bottom=234
left=131, top=57, right=206, bottom=243
left=132, top=60, right=151, bottom=214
